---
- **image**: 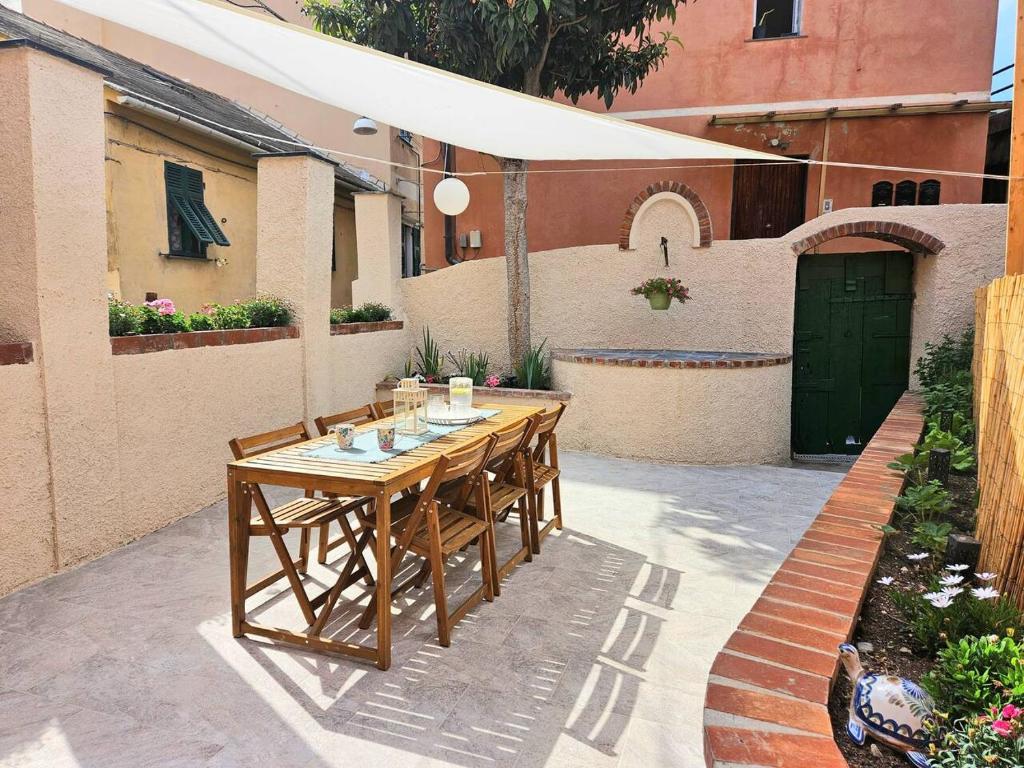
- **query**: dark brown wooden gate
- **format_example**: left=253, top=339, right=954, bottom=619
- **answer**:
left=731, top=159, right=808, bottom=240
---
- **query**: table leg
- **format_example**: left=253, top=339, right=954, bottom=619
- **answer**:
left=375, top=489, right=392, bottom=670
left=228, top=471, right=251, bottom=638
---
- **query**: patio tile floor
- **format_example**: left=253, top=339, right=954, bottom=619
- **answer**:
left=0, top=451, right=842, bottom=768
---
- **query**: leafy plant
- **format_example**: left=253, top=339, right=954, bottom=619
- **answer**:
left=916, top=329, right=974, bottom=389
left=929, top=706, right=1024, bottom=768
left=923, top=633, right=1024, bottom=721
left=888, top=451, right=931, bottom=487
left=921, top=426, right=976, bottom=472
left=447, top=349, right=491, bottom=386
left=896, top=480, right=953, bottom=523
left=244, top=295, right=292, bottom=328
left=187, top=312, right=215, bottom=331
left=515, top=339, right=551, bottom=391
left=331, top=302, right=394, bottom=324
left=358, top=302, right=393, bottom=322
left=891, top=577, right=1022, bottom=655
left=108, top=298, right=141, bottom=336
left=630, top=277, right=691, bottom=302
left=209, top=303, right=250, bottom=330
left=415, top=327, right=444, bottom=382
left=912, top=520, right=953, bottom=558
left=137, top=298, right=189, bottom=335
left=923, top=370, right=974, bottom=423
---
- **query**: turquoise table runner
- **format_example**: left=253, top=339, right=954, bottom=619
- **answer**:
left=302, top=409, right=500, bottom=464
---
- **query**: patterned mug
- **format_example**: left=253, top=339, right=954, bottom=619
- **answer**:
left=376, top=424, right=396, bottom=451
left=329, top=423, right=355, bottom=449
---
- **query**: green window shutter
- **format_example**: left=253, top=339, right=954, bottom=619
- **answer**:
left=163, top=162, right=230, bottom=247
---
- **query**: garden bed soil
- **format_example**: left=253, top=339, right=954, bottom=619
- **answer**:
left=829, top=472, right=977, bottom=768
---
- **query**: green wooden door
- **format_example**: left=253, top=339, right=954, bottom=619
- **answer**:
left=792, top=252, right=913, bottom=455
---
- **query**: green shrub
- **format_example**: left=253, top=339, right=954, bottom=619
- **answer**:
left=244, top=295, right=292, bottom=328
left=137, top=306, right=189, bottom=335
left=888, top=451, right=931, bottom=487
left=414, top=327, right=444, bottom=382
left=930, top=707, right=1024, bottom=767
left=448, top=349, right=491, bottom=386
left=359, top=302, right=393, bottom=322
left=108, top=298, right=141, bottom=336
left=923, top=370, right=974, bottom=424
left=330, top=302, right=393, bottom=324
left=897, top=480, right=953, bottom=523
left=915, top=329, right=974, bottom=389
left=921, top=425, right=976, bottom=472
left=188, top=312, right=215, bottom=331
left=515, top=340, right=551, bottom=391
left=923, top=633, right=1024, bottom=721
left=330, top=307, right=352, bottom=324
left=209, top=303, right=250, bottom=330
left=911, top=520, right=953, bottom=558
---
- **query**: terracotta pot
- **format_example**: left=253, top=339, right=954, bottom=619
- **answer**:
left=647, top=291, right=671, bottom=310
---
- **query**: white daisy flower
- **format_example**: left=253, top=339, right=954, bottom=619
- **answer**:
left=975, top=572, right=998, bottom=582
left=971, top=586, right=1000, bottom=600
left=877, top=576, right=895, bottom=586
left=940, top=587, right=964, bottom=597
left=939, top=574, right=965, bottom=586
left=945, top=564, right=970, bottom=572
left=923, top=592, right=944, bottom=601
left=907, top=552, right=930, bottom=561
left=928, top=594, right=955, bottom=608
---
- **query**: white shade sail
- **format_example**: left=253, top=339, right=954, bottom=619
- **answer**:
left=55, top=0, right=782, bottom=162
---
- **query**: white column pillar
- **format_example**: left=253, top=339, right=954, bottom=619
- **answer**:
left=0, top=41, right=122, bottom=567
left=352, top=191, right=404, bottom=313
left=255, top=151, right=336, bottom=422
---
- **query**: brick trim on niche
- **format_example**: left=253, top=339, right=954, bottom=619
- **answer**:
left=551, top=350, right=791, bottom=369
left=110, top=326, right=299, bottom=355
left=702, top=392, right=925, bottom=768
left=330, top=320, right=404, bottom=336
left=0, top=342, right=33, bottom=366
left=791, top=221, right=946, bottom=256
left=619, top=181, right=713, bottom=250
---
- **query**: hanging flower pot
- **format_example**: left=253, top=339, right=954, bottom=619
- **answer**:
left=647, top=291, right=671, bottom=310
left=631, top=277, right=692, bottom=311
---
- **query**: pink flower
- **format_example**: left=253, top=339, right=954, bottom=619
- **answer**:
left=992, top=719, right=1014, bottom=737
left=485, top=374, right=500, bottom=388
left=1002, top=704, right=1022, bottom=720
left=146, top=298, right=176, bottom=316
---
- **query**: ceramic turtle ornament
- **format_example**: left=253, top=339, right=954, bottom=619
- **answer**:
left=838, top=643, right=935, bottom=768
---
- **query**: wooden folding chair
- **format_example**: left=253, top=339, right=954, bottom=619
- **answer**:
left=357, top=434, right=499, bottom=646
left=525, top=403, right=567, bottom=553
left=312, top=404, right=379, bottom=571
left=442, top=416, right=538, bottom=595
left=372, top=399, right=395, bottom=420
left=229, top=423, right=374, bottom=626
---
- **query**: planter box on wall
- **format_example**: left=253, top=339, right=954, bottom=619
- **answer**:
left=330, top=320, right=404, bottom=336
left=110, top=326, right=299, bottom=355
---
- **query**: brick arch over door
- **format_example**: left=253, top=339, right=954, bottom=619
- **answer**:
left=791, top=220, right=946, bottom=256
left=619, top=181, right=713, bottom=250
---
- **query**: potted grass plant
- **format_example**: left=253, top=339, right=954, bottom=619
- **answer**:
left=631, top=277, right=691, bottom=310
left=752, top=8, right=774, bottom=39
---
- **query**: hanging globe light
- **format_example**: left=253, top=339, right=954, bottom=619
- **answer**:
left=433, top=177, right=470, bottom=216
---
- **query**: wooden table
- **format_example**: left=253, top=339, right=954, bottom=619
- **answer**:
left=226, top=403, right=544, bottom=670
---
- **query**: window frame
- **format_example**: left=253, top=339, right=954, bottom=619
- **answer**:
left=163, top=161, right=230, bottom=260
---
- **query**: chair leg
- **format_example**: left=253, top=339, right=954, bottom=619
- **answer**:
left=427, top=509, right=451, bottom=647
left=412, top=559, right=432, bottom=589
left=552, top=476, right=563, bottom=530
left=317, top=522, right=330, bottom=565
left=518, top=496, right=533, bottom=563
left=298, top=528, right=310, bottom=574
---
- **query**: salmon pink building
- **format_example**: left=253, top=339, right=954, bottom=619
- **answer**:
left=422, top=0, right=1002, bottom=268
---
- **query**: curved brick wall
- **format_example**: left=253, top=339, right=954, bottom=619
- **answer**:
left=702, top=392, right=924, bottom=768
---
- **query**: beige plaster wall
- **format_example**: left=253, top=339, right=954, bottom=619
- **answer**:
left=554, top=359, right=791, bottom=464
left=331, top=202, right=358, bottom=308
left=104, top=100, right=258, bottom=314
left=328, top=329, right=412, bottom=414
left=0, top=362, right=55, bottom=593
left=112, top=339, right=304, bottom=537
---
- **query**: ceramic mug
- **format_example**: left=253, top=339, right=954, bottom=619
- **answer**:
left=376, top=424, right=396, bottom=451
left=329, top=423, right=355, bottom=449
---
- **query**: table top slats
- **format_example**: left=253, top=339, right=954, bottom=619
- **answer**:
left=229, top=404, right=544, bottom=491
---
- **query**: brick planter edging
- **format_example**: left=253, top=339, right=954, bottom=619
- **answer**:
left=702, top=392, right=924, bottom=768
left=0, top=342, right=33, bottom=366
left=375, top=380, right=571, bottom=402
left=330, top=320, right=404, bottom=336
left=111, top=325, right=299, bottom=355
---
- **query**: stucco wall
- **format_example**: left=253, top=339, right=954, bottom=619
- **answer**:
left=0, top=362, right=55, bottom=594
left=328, top=329, right=411, bottom=414
left=112, top=338, right=304, bottom=538
left=554, top=359, right=791, bottom=464
left=331, top=202, right=358, bottom=308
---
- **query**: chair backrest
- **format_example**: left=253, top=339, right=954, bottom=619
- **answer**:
left=487, top=416, right=538, bottom=483
left=314, top=404, right=377, bottom=436
left=373, top=399, right=395, bottom=419
left=229, top=422, right=315, bottom=510
left=532, top=403, right=566, bottom=463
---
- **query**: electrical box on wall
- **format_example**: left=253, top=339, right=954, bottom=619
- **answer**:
left=469, top=230, right=482, bottom=248
left=458, top=233, right=469, bottom=248
left=822, top=198, right=834, bottom=214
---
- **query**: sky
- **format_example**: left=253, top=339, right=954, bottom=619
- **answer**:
left=993, top=0, right=1016, bottom=95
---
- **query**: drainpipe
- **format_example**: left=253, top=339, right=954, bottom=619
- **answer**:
left=817, top=116, right=833, bottom=216
left=443, top=143, right=461, bottom=265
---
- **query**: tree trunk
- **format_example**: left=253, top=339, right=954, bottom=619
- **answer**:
left=501, top=156, right=531, bottom=367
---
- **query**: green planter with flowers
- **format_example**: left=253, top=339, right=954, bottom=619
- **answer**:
left=631, top=277, right=691, bottom=310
